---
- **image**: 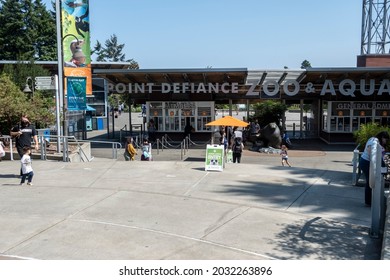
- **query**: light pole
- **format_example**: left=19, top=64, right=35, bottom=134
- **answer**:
left=23, top=76, right=34, bottom=98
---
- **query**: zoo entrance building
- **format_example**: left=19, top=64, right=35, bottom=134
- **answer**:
left=92, top=56, right=390, bottom=144
left=2, top=56, right=390, bottom=144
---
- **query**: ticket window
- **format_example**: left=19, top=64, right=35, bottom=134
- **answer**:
left=353, top=109, right=372, bottom=129
left=331, top=109, right=351, bottom=132
left=181, top=109, right=195, bottom=132
left=165, top=109, right=180, bottom=131
left=148, top=102, right=163, bottom=131
left=197, top=107, right=212, bottom=131
left=376, top=110, right=390, bottom=126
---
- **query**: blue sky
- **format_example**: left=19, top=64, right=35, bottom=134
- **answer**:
left=44, top=0, right=362, bottom=69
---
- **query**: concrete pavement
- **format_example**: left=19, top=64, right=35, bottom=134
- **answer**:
left=0, top=140, right=382, bottom=260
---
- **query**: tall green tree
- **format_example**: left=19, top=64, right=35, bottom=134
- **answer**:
left=1, top=63, right=55, bottom=131
left=0, top=73, right=30, bottom=133
left=92, top=34, right=139, bottom=69
left=0, top=0, right=56, bottom=61
left=2, top=60, right=51, bottom=89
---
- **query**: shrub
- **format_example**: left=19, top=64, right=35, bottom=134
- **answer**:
left=353, top=123, right=390, bottom=151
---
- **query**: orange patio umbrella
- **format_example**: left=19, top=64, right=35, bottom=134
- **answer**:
left=206, top=116, right=249, bottom=127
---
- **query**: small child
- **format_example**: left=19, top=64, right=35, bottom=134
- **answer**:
left=141, top=139, right=152, bottom=161
left=20, top=146, right=34, bottom=186
left=280, top=145, right=291, bottom=167
left=124, top=137, right=137, bottom=161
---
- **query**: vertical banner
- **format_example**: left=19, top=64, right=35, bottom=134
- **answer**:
left=61, top=0, right=92, bottom=95
left=67, top=77, right=87, bottom=111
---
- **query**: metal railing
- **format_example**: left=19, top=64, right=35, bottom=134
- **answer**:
left=3, top=135, right=122, bottom=162
left=369, top=139, right=386, bottom=238
left=351, top=141, right=387, bottom=238
left=155, top=134, right=192, bottom=160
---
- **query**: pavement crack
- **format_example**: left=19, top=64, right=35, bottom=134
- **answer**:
left=201, top=206, right=250, bottom=239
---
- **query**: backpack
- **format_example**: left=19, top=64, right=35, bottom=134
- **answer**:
left=232, top=138, right=243, bottom=153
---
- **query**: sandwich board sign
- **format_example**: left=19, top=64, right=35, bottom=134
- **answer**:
left=205, top=144, right=224, bottom=172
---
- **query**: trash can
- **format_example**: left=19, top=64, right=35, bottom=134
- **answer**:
left=97, top=118, right=104, bottom=130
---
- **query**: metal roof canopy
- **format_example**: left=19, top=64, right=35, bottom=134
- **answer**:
left=93, top=68, right=248, bottom=85
left=94, top=67, right=390, bottom=87
left=1, top=60, right=390, bottom=88
left=302, top=67, right=390, bottom=84
left=246, top=69, right=306, bottom=86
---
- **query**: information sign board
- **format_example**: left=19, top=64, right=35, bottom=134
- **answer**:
left=205, top=144, right=224, bottom=172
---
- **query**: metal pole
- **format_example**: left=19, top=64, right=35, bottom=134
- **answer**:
left=55, top=0, right=66, bottom=138
left=54, top=74, right=61, bottom=153
left=370, top=140, right=384, bottom=238
left=299, top=99, right=304, bottom=139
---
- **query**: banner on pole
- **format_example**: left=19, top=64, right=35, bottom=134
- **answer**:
left=67, top=76, right=87, bottom=111
left=61, top=0, right=92, bottom=95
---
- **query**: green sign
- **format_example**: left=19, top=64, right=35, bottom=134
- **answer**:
left=67, top=76, right=87, bottom=111
left=205, top=144, right=224, bottom=172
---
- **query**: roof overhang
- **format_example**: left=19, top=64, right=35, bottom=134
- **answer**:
left=93, top=67, right=248, bottom=85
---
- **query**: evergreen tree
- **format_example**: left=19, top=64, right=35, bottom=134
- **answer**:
left=300, top=59, right=312, bottom=69
left=31, top=0, right=57, bottom=61
left=92, top=34, right=139, bottom=68
left=0, top=0, right=56, bottom=61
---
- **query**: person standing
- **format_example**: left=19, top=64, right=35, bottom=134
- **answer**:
left=250, top=119, right=260, bottom=135
left=184, top=121, right=194, bottom=140
left=147, top=119, right=156, bottom=143
left=225, top=125, right=234, bottom=148
left=20, top=146, right=34, bottom=186
left=232, top=137, right=244, bottom=163
left=10, top=116, right=38, bottom=159
left=359, top=131, right=390, bottom=206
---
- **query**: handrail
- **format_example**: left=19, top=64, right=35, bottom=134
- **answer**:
left=2, top=134, right=122, bottom=162
left=82, top=139, right=122, bottom=159
left=370, top=139, right=386, bottom=238
left=119, top=124, right=127, bottom=144
left=39, top=135, right=122, bottom=162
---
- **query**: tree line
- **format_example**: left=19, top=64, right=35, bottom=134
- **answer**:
left=0, top=0, right=138, bottom=134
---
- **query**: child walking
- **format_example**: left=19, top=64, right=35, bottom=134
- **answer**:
left=20, top=146, right=34, bottom=186
left=280, top=145, right=291, bottom=167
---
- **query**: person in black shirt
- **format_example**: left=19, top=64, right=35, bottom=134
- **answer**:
left=10, top=116, right=38, bottom=158
left=184, top=121, right=194, bottom=140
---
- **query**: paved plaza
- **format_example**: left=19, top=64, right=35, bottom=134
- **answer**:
left=0, top=136, right=382, bottom=260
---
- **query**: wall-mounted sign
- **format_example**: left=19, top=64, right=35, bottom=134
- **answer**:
left=108, top=79, right=390, bottom=98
